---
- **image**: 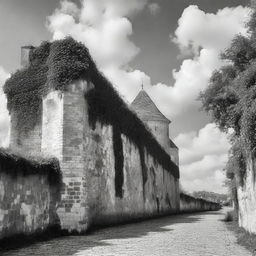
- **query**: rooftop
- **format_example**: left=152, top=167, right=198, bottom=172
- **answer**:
left=131, top=89, right=170, bottom=123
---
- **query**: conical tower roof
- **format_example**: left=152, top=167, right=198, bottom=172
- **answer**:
left=131, top=89, right=170, bottom=123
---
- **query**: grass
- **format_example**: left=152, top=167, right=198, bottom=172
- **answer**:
left=224, top=210, right=256, bottom=253
left=223, top=210, right=235, bottom=222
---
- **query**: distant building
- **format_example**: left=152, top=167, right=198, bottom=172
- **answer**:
left=131, top=88, right=179, bottom=166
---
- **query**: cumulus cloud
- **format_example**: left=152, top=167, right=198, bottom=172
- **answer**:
left=47, top=0, right=147, bottom=68
left=0, top=67, right=10, bottom=148
left=169, top=5, right=250, bottom=115
left=47, top=2, right=250, bottom=119
left=148, top=3, right=160, bottom=16
left=174, top=123, right=231, bottom=193
left=173, top=5, right=249, bottom=55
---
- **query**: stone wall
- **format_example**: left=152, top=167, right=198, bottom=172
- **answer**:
left=40, top=80, right=224, bottom=232
left=9, top=111, right=42, bottom=154
left=180, top=193, right=221, bottom=213
left=40, top=80, right=180, bottom=232
left=237, top=154, right=256, bottom=233
left=84, top=122, right=180, bottom=227
left=41, top=81, right=90, bottom=232
left=0, top=155, right=60, bottom=240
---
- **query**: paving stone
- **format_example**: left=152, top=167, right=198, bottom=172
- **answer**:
left=2, top=209, right=251, bottom=256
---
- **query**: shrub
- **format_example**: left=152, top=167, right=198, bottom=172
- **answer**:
left=223, top=211, right=235, bottom=222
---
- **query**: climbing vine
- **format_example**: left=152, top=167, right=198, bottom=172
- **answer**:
left=0, top=148, right=62, bottom=187
left=199, top=7, right=256, bottom=191
left=46, top=38, right=92, bottom=90
left=4, top=37, right=179, bottom=181
left=4, top=41, right=50, bottom=131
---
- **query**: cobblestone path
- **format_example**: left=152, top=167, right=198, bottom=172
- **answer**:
left=3, top=209, right=252, bottom=256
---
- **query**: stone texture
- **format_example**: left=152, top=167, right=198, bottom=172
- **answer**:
left=2, top=209, right=251, bottom=256
left=237, top=154, right=256, bottom=233
left=144, top=120, right=170, bottom=153
left=9, top=111, right=42, bottom=154
left=0, top=172, right=59, bottom=240
left=84, top=122, right=180, bottom=227
left=41, top=79, right=180, bottom=232
left=180, top=194, right=221, bottom=213
left=2, top=79, right=219, bottom=240
left=41, top=90, right=64, bottom=161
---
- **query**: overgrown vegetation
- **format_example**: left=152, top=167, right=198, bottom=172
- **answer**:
left=226, top=219, right=256, bottom=254
left=4, top=39, right=92, bottom=131
left=4, top=37, right=179, bottom=190
left=0, top=148, right=62, bottom=187
left=4, top=42, right=51, bottom=131
left=223, top=211, right=235, bottom=222
left=200, top=5, right=256, bottom=192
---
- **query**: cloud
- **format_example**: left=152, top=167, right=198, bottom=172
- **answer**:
left=148, top=3, right=160, bottom=16
left=173, top=5, right=249, bottom=55
left=47, top=2, right=250, bottom=119
left=0, top=66, right=10, bottom=148
left=47, top=0, right=147, bottom=68
left=174, top=123, right=231, bottom=193
left=175, top=123, right=231, bottom=165
left=169, top=5, right=250, bottom=115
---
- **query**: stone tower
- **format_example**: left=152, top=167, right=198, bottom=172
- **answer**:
left=131, top=89, right=179, bottom=166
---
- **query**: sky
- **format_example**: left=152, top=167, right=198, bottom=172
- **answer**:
left=0, top=0, right=252, bottom=193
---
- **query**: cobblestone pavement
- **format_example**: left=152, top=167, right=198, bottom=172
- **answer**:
left=3, top=209, right=252, bottom=256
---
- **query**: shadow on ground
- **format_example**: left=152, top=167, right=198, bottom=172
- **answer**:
left=2, top=211, right=221, bottom=256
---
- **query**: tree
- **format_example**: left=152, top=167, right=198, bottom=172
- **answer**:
left=200, top=7, right=256, bottom=152
left=199, top=5, right=256, bottom=206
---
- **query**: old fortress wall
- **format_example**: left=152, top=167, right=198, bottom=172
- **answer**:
left=0, top=150, right=61, bottom=242
left=0, top=38, right=220, bottom=243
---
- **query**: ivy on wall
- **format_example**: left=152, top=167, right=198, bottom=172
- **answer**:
left=4, top=41, right=51, bottom=131
left=0, top=148, right=62, bottom=187
left=4, top=37, right=179, bottom=190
